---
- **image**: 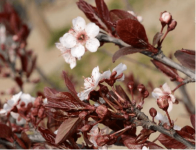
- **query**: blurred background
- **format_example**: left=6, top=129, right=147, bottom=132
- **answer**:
left=0, top=0, right=195, bottom=147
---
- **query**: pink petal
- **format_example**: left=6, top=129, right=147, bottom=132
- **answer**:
left=71, top=44, right=85, bottom=58
left=86, top=38, right=100, bottom=52
left=72, top=16, right=86, bottom=32
left=85, top=23, right=100, bottom=38
left=167, top=101, right=173, bottom=112
left=152, top=88, right=164, bottom=99
left=162, top=83, right=171, bottom=93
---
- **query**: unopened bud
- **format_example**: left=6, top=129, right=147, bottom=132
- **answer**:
left=159, top=11, right=172, bottom=26
left=167, top=19, right=177, bottom=31
left=137, top=84, right=145, bottom=93
left=96, top=105, right=110, bottom=119
left=127, top=81, right=134, bottom=91
left=143, top=90, right=149, bottom=98
left=80, top=124, right=93, bottom=132
left=149, top=107, right=157, bottom=117
left=157, top=97, right=169, bottom=111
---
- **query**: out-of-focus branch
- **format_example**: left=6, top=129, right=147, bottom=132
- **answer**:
left=36, top=66, right=63, bottom=91
left=96, top=33, right=195, bottom=81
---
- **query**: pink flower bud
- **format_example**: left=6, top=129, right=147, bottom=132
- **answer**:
left=157, top=97, right=169, bottom=111
left=149, top=107, right=157, bottom=117
left=96, top=105, right=109, bottom=119
left=137, top=84, right=145, bottom=93
left=160, top=11, right=172, bottom=25
left=167, top=19, right=177, bottom=31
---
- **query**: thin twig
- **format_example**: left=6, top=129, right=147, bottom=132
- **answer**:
left=96, top=33, right=195, bottom=81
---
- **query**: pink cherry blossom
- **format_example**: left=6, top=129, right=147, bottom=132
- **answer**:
left=0, top=92, right=35, bottom=125
left=56, top=16, right=100, bottom=69
left=155, top=112, right=181, bottom=130
left=89, top=125, right=109, bottom=149
left=78, top=66, right=109, bottom=100
left=77, top=63, right=127, bottom=101
left=152, top=83, right=175, bottom=112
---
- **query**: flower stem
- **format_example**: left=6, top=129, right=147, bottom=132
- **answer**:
left=165, top=110, right=173, bottom=127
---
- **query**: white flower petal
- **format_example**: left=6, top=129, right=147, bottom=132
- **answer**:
left=20, top=93, right=35, bottom=106
left=137, top=16, right=143, bottom=22
left=92, top=66, right=101, bottom=81
left=54, top=130, right=58, bottom=135
left=152, top=88, right=164, bottom=99
left=85, top=23, right=100, bottom=38
left=101, top=70, right=111, bottom=80
left=162, top=83, right=171, bottom=93
left=55, top=43, right=67, bottom=53
left=60, top=33, right=76, bottom=48
left=112, top=63, right=127, bottom=77
left=71, top=44, right=85, bottom=58
left=10, top=112, right=19, bottom=119
left=169, top=94, right=176, bottom=103
left=72, top=16, right=86, bottom=32
left=167, top=101, right=173, bottom=112
left=142, top=146, right=149, bottom=150
left=155, top=112, right=168, bottom=124
left=43, top=98, right=48, bottom=104
left=174, top=125, right=181, bottom=131
left=0, top=109, right=7, bottom=116
left=16, top=118, right=26, bottom=125
left=116, top=74, right=125, bottom=81
left=3, top=103, right=12, bottom=112
left=70, top=59, right=76, bottom=69
left=77, top=89, right=92, bottom=101
left=86, top=38, right=100, bottom=52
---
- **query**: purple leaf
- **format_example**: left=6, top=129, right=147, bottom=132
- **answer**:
left=174, top=49, right=195, bottom=70
left=76, top=0, right=107, bottom=30
left=151, top=59, right=183, bottom=82
left=0, top=123, right=13, bottom=139
left=112, top=46, right=145, bottom=62
left=110, top=9, right=137, bottom=23
left=44, top=87, right=87, bottom=111
left=152, top=32, right=163, bottom=46
left=55, top=117, right=82, bottom=144
left=116, top=19, right=149, bottom=48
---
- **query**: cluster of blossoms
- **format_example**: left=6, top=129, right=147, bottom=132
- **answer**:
left=152, top=83, right=176, bottom=112
left=78, top=63, right=127, bottom=100
left=56, top=16, right=100, bottom=69
left=0, top=92, right=35, bottom=125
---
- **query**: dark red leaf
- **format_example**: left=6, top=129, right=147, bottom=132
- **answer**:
left=95, top=0, right=112, bottom=30
left=190, top=114, right=195, bottom=129
left=116, top=19, right=149, bottom=48
left=38, top=127, right=56, bottom=145
left=174, top=49, right=195, bottom=70
left=146, top=141, right=163, bottom=149
left=152, top=32, right=163, bottom=46
left=158, top=129, right=195, bottom=149
left=136, top=129, right=155, bottom=144
left=55, top=117, right=82, bottom=144
left=112, top=46, right=145, bottom=62
left=181, top=126, right=195, bottom=136
left=151, top=59, right=183, bottom=82
left=0, top=123, right=13, bottom=139
left=21, top=131, right=31, bottom=149
left=45, top=108, right=68, bottom=121
left=62, top=71, right=77, bottom=96
left=76, top=0, right=107, bottom=30
left=20, top=55, right=28, bottom=72
left=110, top=9, right=137, bottom=23
left=27, top=55, right=37, bottom=78
left=14, top=76, right=23, bottom=89
left=121, top=135, right=143, bottom=149
left=44, top=87, right=87, bottom=111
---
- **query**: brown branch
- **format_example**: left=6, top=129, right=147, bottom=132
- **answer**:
left=96, top=33, right=195, bottom=81
left=132, top=108, right=195, bottom=149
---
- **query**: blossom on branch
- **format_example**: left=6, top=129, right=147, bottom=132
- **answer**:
left=0, top=92, right=35, bottom=125
left=152, top=83, right=175, bottom=112
left=56, top=16, right=100, bottom=69
left=77, top=63, right=127, bottom=100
